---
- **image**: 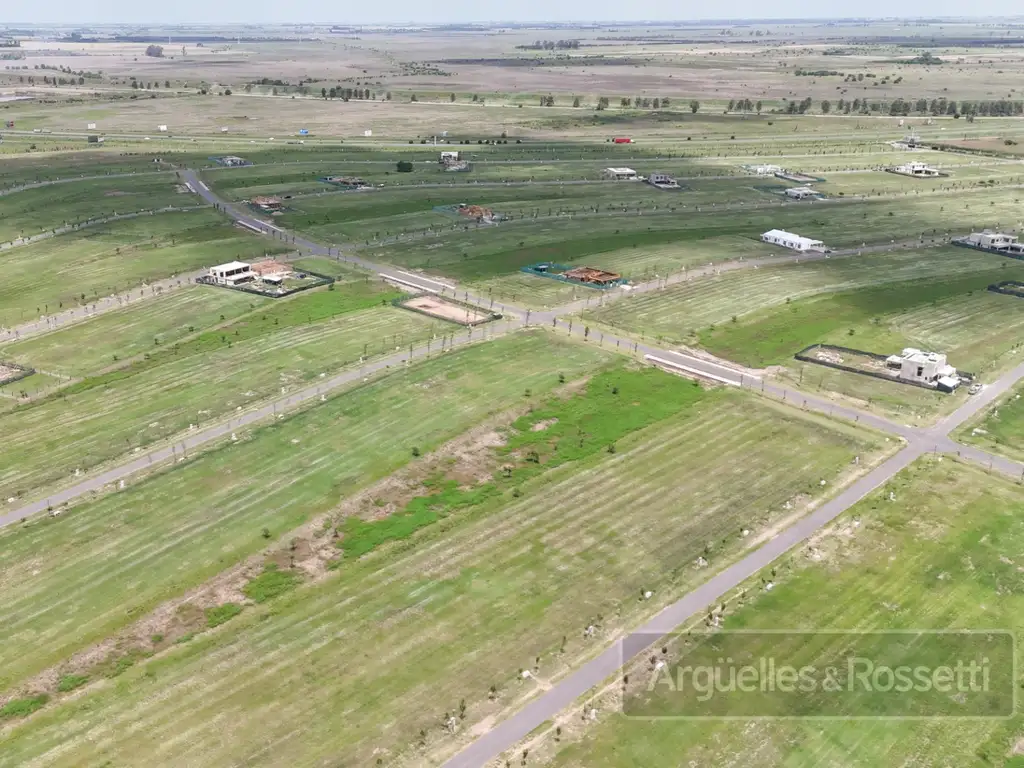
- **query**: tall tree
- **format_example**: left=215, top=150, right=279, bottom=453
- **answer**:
left=689, top=100, right=700, bottom=113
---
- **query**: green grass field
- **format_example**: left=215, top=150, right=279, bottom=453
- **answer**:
left=0, top=174, right=189, bottom=241
left=0, top=373, right=882, bottom=767
left=0, top=331, right=610, bottom=695
left=0, top=210, right=288, bottom=329
left=957, top=383, right=1024, bottom=463
left=590, top=246, right=1024, bottom=347
left=0, top=283, right=441, bottom=503
left=0, top=286, right=267, bottom=378
left=545, top=458, right=1024, bottom=768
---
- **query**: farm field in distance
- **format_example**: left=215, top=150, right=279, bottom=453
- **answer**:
left=3, top=16, right=1024, bottom=768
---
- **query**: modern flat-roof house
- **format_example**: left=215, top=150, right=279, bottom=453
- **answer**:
left=965, top=231, right=1021, bottom=250
left=603, top=167, right=638, bottom=181
left=648, top=172, right=679, bottom=189
left=209, top=261, right=255, bottom=286
left=761, top=229, right=826, bottom=252
left=885, top=348, right=959, bottom=388
left=890, top=160, right=941, bottom=177
left=784, top=186, right=819, bottom=200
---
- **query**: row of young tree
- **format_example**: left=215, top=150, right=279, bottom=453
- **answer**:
left=320, top=87, right=376, bottom=100
left=810, top=96, right=1024, bottom=117
left=515, top=39, right=581, bottom=50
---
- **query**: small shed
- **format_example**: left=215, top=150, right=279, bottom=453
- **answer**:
left=603, top=167, right=638, bottom=181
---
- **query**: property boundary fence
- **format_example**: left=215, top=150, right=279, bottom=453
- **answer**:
left=795, top=343, right=973, bottom=391
left=775, top=171, right=826, bottom=183
left=988, top=280, right=1024, bottom=297
left=197, top=269, right=334, bottom=299
left=209, top=156, right=253, bottom=167
left=0, top=359, right=35, bottom=387
left=520, top=262, right=628, bottom=290
left=884, top=168, right=951, bottom=179
left=953, top=238, right=1024, bottom=262
left=394, top=293, right=502, bottom=327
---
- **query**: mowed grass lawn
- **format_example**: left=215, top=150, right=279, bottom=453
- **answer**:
left=0, top=284, right=439, bottom=503
left=470, top=235, right=772, bottom=309
left=0, top=332, right=610, bottom=695
left=0, top=381, right=881, bottom=767
left=0, top=286, right=268, bottom=378
left=590, top=247, right=1024, bottom=347
left=350, top=185, right=1021, bottom=283
left=0, top=210, right=287, bottom=329
left=957, top=382, right=1024, bottom=463
left=547, top=458, right=1024, bottom=768
left=0, top=174, right=188, bottom=241
left=702, top=269, right=1024, bottom=376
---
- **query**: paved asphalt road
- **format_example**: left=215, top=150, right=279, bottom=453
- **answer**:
left=5, top=168, right=1024, bottom=767
left=442, top=445, right=925, bottom=768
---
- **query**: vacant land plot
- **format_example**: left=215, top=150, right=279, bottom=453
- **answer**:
left=0, top=285, right=434, bottom=503
left=590, top=246, right=1024, bottom=348
left=0, top=174, right=187, bottom=241
left=0, top=287, right=266, bottom=379
left=352, top=185, right=1021, bottom=290
left=400, top=294, right=495, bottom=325
left=957, top=383, right=1024, bottom=463
left=0, top=332, right=610, bottom=695
left=544, top=458, right=1024, bottom=768
left=0, top=378, right=881, bottom=767
left=0, top=211, right=287, bottom=329
left=703, top=274, right=1024, bottom=372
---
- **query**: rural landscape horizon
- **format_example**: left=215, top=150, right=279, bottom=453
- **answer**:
left=4, top=13, right=1024, bottom=768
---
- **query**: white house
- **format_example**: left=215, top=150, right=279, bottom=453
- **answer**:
left=784, top=186, right=819, bottom=200
left=891, top=160, right=941, bottom=177
left=885, top=348, right=958, bottom=386
left=440, top=150, right=461, bottom=164
left=648, top=172, right=679, bottom=188
left=761, top=229, right=826, bottom=252
left=965, top=231, right=1019, bottom=250
left=603, top=167, right=638, bottom=181
left=209, top=261, right=255, bottom=286
left=752, top=164, right=782, bottom=176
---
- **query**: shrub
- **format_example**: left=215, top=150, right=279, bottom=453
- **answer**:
left=0, top=694, right=49, bottom=718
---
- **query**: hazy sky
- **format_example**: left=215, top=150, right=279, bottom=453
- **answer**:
left=2, top=1, right=1022, bottom=25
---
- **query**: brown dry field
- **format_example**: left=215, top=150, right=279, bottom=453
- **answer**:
left=934, top=136, right=1024, bottom=155
left=6, top=27, right=1024, bottom=107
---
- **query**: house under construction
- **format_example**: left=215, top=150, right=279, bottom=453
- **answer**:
left=562, top=266, right=622, bottom=286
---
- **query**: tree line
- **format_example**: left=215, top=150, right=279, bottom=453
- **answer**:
left=515, top=40, right=581, bottom=50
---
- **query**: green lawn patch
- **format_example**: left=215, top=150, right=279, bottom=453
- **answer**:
left=700, top=275, right=1010, bottom=368
left=205, top=603, right=243, bottom=628
left=56, top=675, right=88, bottom=693
left=0, top=694, right=48, bottom=719
left=243, top=565, right=302, bottom=604
left=340, top=367, right=708, bottom=558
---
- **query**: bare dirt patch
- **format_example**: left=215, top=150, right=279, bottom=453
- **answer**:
left=401, top=295, right=493, bottom=325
